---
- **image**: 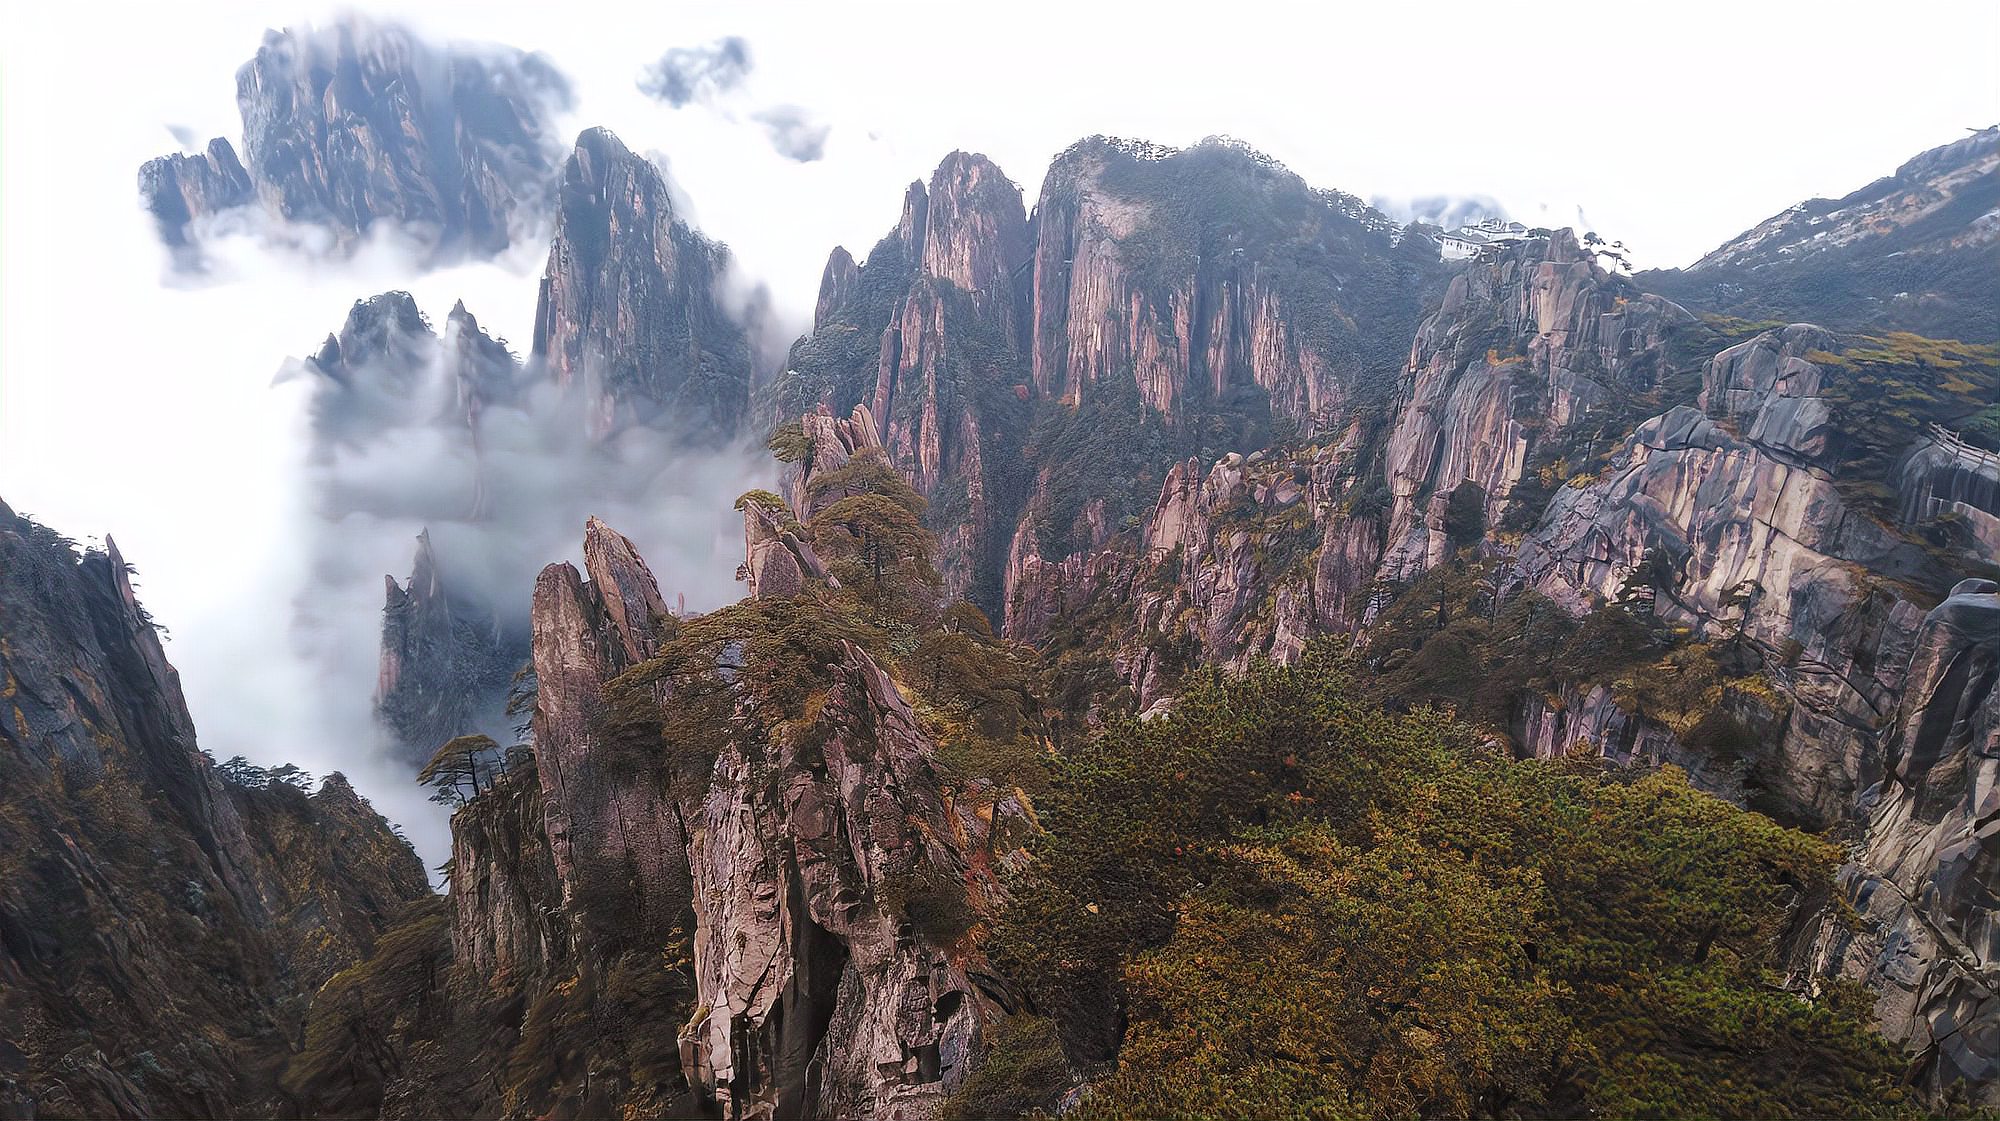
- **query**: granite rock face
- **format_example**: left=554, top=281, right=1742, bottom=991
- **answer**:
left=140, top=18, right=572, bottom=266
left=1816, top=579, right=2000, bottom=1102
left=446, top=762, right=563, bottom=981
left=526, top=518, right=692, bottom=944
left=1897, top=425, right=2000, bottom=555
left=815, top=246, right=861, bottom=332
left=138, top=138, right=254, bottom=253
left=789, top=154, right=1034, bottom=614
left=1026, top=137, right=1422, bottom=428
left=783, top=136, right=1435, bottom=624
left=679, top=637, right=1001, bottom=1119
left=0, top=502, right=428, bottom=1119
left=1381, top=230, right=1693, bottom=582
left=376, top=530, right=524, bottom=765
left=994, top=423, right=1390, bottom=715
left=533, top=127, right=753, bottom=443
left=458, top=514, right=1004, bottom=1119
left=1508, top=327, right=1935, bottom=824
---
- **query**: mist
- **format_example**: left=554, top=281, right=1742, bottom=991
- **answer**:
left=282, top=284, right=773, bottom=864
left=149, top=15, right=578, bottom=276
left=637, top=36, right=752, bottom=108
left=6, top=0, right=1993, bottom=871
left=755, top=106, right=832, bottom=163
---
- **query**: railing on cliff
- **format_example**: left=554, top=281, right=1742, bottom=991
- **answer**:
left=1926, top=422, right=2000, bottom=471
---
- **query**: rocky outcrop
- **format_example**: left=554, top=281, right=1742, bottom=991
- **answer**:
left=1027, top=137, right=1422, bottom=428
left=376, top=530, right=525, bottom=766
left=782, top=136, right=1435, bottom=625
left=1512, top=681, right=1736, bottom=787
left=1816, top=578, right=2000, bottom=1103
left=225, top=772, right=436, bottom=1005
left=528, top=518, right=690, bottom=943
left=739, top=490, right=835, bottom=600
left=304, top=293, right=532, bottom=769
left=141, top=18, right=573, bottom=266
left=919, top=152, right=1032, bottom=320
left=815, top=246, right=861, bottom=332
left=304, top=270, right=758, bottom=774
left=306, top=290, right=520, bottom=455
left=532, top=127, right=752, bottom=443
left=680, top=637, right=1001, bottom=1119
left=138, top=138, right=254, bottom=252
left=1897, top=425, right=2000, bottom=554
left=0, top=501, right=428, bottom=1119
left=788, top=403, right=888, bottom=515
left=815, top=153, right=1034, bottom=612
left=1381, top=230, right=1693, bottom=581
left=419, top=513, right=1008, bottom=1118
left=999, top=425, right=1388, bottom=710
left=1510, top=328, right=1934, bottom=823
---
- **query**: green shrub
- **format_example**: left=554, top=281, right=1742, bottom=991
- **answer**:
left=941, top=1014, right=1070, bottom=1121
left=990, top=645, right=1921, bottom=1119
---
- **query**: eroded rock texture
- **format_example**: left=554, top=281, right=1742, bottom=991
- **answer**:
left=1381, top=229, right=1692, bottom=581
left=1817, top=579, right=2000, bottom=1100
left=0, top=501, right=428, bottom=1119
left=678, top=636, right=1000, bottom=1119
left=532, top=127, right=753, bottom=443
left=322, top=510, right=1013, bottom=1119
left=376, top=530, right=523, bottom=766
left=783, top=137, right=1436, bottom=624
left=305, top=293, right=531, bottom=768
left=533, top=517, right=1002, bottom=1118
left=1898, top=426, right=2000, bottom=555
left=138, top=138, right=254, bottom=253
left=1509, top=326, right=1943, bottom=824
left=139, top=18, right=573, bottom=266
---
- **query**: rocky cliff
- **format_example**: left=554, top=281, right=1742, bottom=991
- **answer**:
left=282, top=475, right=1034, bottom=1118
left=140, top=18, right=573, bottom=266
left=1897, top=425, right=2000, bottom=555
left=94, top=119, right=2000, bottom=1113
left=303, top=293, right=530, bottom=769
left=1026, top=136, right=1424, bottom=425
left=1814, top=577, right=2000, bottom=1099
left=781, top=153, right=1031, bottom=612
left=1508, top=325, right=1941, bottom=824
left=1380, top=229, right=1693, bottom=581
left=780, top=136, right=1439, bottom=622
left=532, top=127, right=753, bottom=443
left=376, top=530, right=524, bottom=766
left=264, top=109, right=770, bottom=781
left=0, top=500, right=429, bottom=1119
left=995, top=231, right=1697, bottom=704
left=138, top=138, right=254, bottom=257
left=894, top=201, right=1999, bottom=1101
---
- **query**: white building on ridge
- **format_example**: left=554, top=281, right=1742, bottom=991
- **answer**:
left=1439, top=218, right=1532, bottom=261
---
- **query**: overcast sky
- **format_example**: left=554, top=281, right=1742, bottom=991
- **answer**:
left=1, top=0, right=1993, bottom=851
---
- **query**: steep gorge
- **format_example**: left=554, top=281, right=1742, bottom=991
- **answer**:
left=0, top=501, right=430, bottom=1119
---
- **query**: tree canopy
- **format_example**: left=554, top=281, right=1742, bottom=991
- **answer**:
left=976, top=644, right=1923, bottom=1120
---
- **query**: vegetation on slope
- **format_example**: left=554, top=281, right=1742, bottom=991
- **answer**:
left=965, top=645, right=1924, bottom=1121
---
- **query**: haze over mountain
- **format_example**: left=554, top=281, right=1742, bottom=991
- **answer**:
left=1, top=2, right=1997, bottom=1118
